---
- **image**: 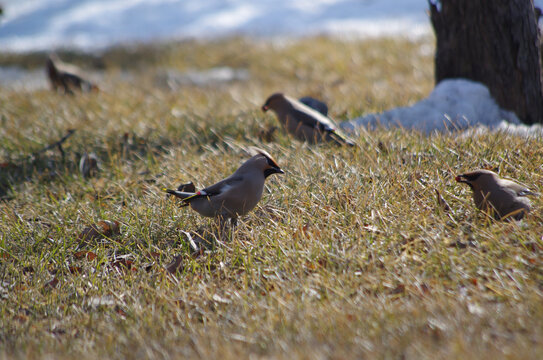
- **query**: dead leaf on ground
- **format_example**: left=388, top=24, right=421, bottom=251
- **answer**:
left=74, top=251, right=97, bottom=260
left=68, top=266, right=83, bottom=274
left=295, top=223, right=321, bottom=239
left=418, top=282, right=431, bottom=295
left=304, top=257, right=332, bottom=273
left=115, top=306, right=127, bottom=317
left=78, top=220, right=120, bottom=243
left=43, top=277, right=59, bottom=290
left=0, top=252, right=15, bottom=262
left=435, top=188, right=451, bottom=212
left=110, top=255, right=135, bottom=272
left=386, top=283, right=406, bottom=295
left=166, top=255, right=184, bottom=274
left=14, top=313, right=28, bottom=323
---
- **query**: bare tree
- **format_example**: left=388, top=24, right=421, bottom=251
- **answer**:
left=430, top=0, right=543, bottom=124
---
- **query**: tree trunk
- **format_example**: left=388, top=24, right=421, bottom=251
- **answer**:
left=429, top=0, right=543, bottom=125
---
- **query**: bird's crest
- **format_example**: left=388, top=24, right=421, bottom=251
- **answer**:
left=247, top=146, right=280, bottom=169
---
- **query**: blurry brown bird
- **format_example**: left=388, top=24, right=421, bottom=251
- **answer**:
left=262, top=93, right=355, bottom=146
left=46, top=54, right=98, bottom=94
left=455, top=169, right=536, bottom=220
left=166, top=148, right=284, bottom=225
left=79, top=152, right=99, bottom=178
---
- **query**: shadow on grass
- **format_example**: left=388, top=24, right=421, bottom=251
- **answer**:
left=0, top=119, right=272, bottom=200
left=0, top=131, right=170, bottom=200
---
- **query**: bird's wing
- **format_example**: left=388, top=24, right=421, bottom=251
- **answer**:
left=290, top=103, right=338, bottom=132
left=500, top=179, right=537, bottom=197
left=289, top=105, right=355, bottom=146
left=187, top=175, right=244, bottom=200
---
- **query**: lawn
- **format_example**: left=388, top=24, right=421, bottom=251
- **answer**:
left=1, top=36, right=542, bottom=359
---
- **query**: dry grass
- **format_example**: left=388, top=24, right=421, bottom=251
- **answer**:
left=1, top=36, right=542, bottom=359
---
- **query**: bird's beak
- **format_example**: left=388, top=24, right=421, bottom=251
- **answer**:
left=264, top=166, right=284, bottom=178
left=455, top=175, right=466, bottom=183
left=262, top=104, right=269, bottom=112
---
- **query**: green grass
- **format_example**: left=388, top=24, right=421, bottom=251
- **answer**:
left=1, top=36, right=542, bottom=359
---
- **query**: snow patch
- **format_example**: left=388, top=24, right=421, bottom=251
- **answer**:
left=340, top=79, right=522, bottom=135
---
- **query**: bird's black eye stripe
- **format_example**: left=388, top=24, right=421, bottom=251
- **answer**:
left=265, top=156, right=280, bottom=169
left=465, top=173, right=481, bottom=182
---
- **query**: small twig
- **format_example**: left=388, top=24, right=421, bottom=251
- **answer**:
left=57, top=143, right=65, bottom=158
left=181, top=230, right=200, bottom=253
left=31, top=129, right=76, bottom=159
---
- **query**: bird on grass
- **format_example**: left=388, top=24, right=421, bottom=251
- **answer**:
left=455, top=169, right=536, bottom=220
left=166, top=148, right=284, bottom=226
left=262, top=93, right=355, bottom=146
left=46, top=54, right=98, bottom=95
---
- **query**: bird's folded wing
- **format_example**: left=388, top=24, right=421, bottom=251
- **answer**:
left=501, top=179, right=537, bottom=197
left=194, top=176, right=245, bottom=198
left=517, top=189, right=538, bottom=197
left=291, top=107, right=337, bottom=132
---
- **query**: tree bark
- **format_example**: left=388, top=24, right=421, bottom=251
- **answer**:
left=429, top=0, right=543, bottom=125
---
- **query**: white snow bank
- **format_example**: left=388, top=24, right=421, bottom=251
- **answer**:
left=340, top=79, right=527, bottom=135
left=460, top=121, right=543, bottom=138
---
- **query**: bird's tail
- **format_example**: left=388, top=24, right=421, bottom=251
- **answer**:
left=329, top=130, right=356, bottom=147
left=165, top=189, right=196, bottom=206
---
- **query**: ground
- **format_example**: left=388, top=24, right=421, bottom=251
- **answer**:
left=1, top=37, right=542, bottom=359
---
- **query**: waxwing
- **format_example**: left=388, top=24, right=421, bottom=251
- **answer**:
left=166, top=148, right=284, bottom=224
left=262, top=93, right=355, bottom=146
left=46, top=54, right=98, bottom=94
left=455, top=169, right=536, bottom=220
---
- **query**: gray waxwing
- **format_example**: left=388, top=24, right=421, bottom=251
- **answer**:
left=46, top=54, right=98, bottom=94
left=455, top=169, right=536, bottom=220
left=166, top=148, right=284, bottom=224
left=262, top=93, right=355, bottom=146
